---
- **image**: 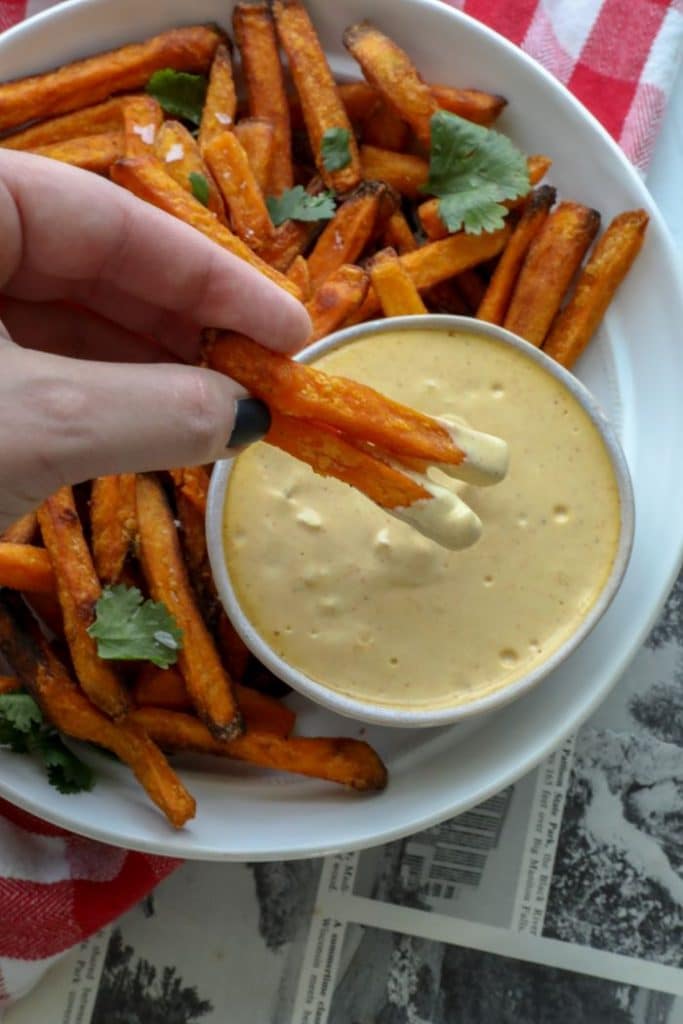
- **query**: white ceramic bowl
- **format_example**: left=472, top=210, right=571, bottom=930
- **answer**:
left=207, top=316, right=635, bottom=729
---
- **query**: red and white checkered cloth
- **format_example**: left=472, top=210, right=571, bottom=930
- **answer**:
left=0, top=0, right=682, bottom=1010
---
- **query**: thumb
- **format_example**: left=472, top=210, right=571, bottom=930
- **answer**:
left=0, top=336, right=268, bottom=528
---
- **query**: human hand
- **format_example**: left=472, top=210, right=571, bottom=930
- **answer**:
left=0, top=150, right=310, bottom=531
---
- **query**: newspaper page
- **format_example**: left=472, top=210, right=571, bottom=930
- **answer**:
left=5, top=570, right=683, bottom=1024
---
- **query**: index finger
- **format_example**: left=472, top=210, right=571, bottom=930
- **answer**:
left=0, top=150, right=310, bottom=352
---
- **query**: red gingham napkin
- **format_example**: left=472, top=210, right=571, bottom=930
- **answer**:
left=1, top=0, right=682, bottom=1009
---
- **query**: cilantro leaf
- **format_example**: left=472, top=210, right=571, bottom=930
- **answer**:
left=87, top=585, right=183, bottom=669
left=0, top=691, right=94, bottom=793
left=321, top=127, right=352, bottom=172
left=266, top=186, right=336, bottom=227
left=422, top=110, right=529, bottom=235
left=189, top=171, right=210, bottom=207
left=147, top=69, right=208, bottom=126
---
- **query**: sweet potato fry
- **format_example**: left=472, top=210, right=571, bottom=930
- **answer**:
left=90, top=474, right=137, bottom=586
left=477, top=185, right=556, bottom=324
left=0, top=544, right=55, bottom=593
left=0, top=97, right=125, bottom=150
left=307, top=264, right=370, bottom=341
left=337, top=81, right=380, bottom=124
left=543, top=209, right=649, bottom=368
left=0, top=675, right=20, bottom=695
left=347, top=225, right=511, bottom=323
left=344, top=21, right=438, bottom=148
left=430, top=85, right=507, bottom=126
left=233, top=3, right=293, bottom=195
left=360, top=145, right=428, bottom=199
left=32, top=132, right=124, bottom=174
left=133, top=664, right=296, bottom=738
left=110, top=155, right=299, bottom=296
left=383, top=210, right=418, bottom=254
left=308, top=182, right=385, bottom=290
left=129, top=706, right=388, bottom=791
left=203, top=131, right=274, bottom=251
left=1, top=511, right=37, bottom=545
left=0, top=25, right=223, bottom=132
left=260, top=218, right=318, bottom=272
left=362, top=101, right=409, bottom=151
left=454, top=269, right=486, bottom=311
left=154, top=119, right=226, bottom=221
left=369, top=248, right=428, bottom=316
left=285, top=254, right=311, bottom=301
left=198, top=44, right=237, bottom=152
left=37, top=487, right=129, bottom=719
left=234, top=118, right=274, bottom=195
left=208, top=334, right=466, bottom=467
left=135, top=474, right=241, bottom=741
left=272, top=0, right=361, bottom=192
left=168, top=466, right=218, bottom=628
left=418, top=154, right=552, bottom=241
left=121, top=95, right=162, bottom=157
left=504, top=202, right=601, bottom=347
left=0, top=592, right=195, bottom=827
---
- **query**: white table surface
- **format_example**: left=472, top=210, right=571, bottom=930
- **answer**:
left=3, top=62, right=683, bottom=1024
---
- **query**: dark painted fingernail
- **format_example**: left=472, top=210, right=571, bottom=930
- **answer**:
left=227, top=398, right=271, bottom=449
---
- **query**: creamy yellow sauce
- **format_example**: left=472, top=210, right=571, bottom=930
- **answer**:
left=223, top=328, right=621, bottom=710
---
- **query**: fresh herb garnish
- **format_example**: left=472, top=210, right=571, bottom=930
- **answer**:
left=422, top=110, right=529, bottom=234
left=0, top=692, right=94, bottom=794
left=146, top=69, right=208, bottom=126
left=266, top=185, right=336, bottom=226
left=321, top=127, right=352, bottom=172
left=87, top=585, right=183, bottom=669
left=189, top=171, right=210, bottom=207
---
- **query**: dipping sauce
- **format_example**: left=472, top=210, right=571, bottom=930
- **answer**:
left=223, top=328, right=621, bottom=711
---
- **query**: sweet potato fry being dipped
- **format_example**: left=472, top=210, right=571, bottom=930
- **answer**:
left=0, top=25, right=223, bottom=132
left=154, top=120, right=226, bottom=221
left=543, top=209, right=649, bottom=368
left=38, top=487, right=130, bottom=719
left=0, top=593, right=195, bottom=828
left=129, top=706, right=387, bottom=792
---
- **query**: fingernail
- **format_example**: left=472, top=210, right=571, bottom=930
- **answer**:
left=227, top=398, right=271, bottom=449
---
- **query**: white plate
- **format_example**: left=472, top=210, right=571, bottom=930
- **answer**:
left=1, top=0, right=682, bottom=861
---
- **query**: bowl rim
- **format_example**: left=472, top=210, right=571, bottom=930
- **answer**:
left=207, top=315, right=636, bottom=729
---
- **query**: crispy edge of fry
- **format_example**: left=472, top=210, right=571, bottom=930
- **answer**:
left=233, top=3, right=294, bottom=195
left=198, top=43, right=237, bottom=152
left=0, top=97, right=125, bottom=150
left=32, top=132, right=124, bottom=174
left=383, top=210, right=418, bottom=254
left=307, top=181, right=385, bottom=290
left=285, top=254, right=311, bottom=301
left=135, top=474, right=242, bottom=741
left=110, top=155, right=300, bottom=298
left=154, top=119, right=227, bottom=221
left=272, top=0, right=361, bottom=192
left=90, top=474, right=138, bottom=586
left=359, top=145, right=428, bottom=199
left=503, top=202, right=601, bottom=347
left=133, top=664, right=296, bottom=738
left=234, top=118, right=275, bottom=195
left=477, top=185, right=557, bottom=325
left=0, top=591, right=195, bottom=828
left=543, top=209, right=649, bottom=368
left=1, top=511, right=38, bottom=545
left=307, top=264, right=370, bottom=341
left=203, top=131, right=274, bottom=251
left=430, top=84, right=507, bottom=126
left=418, top=154, right=553, bottom=240
left=369, top=247, right=428, bottom=316
left=37, top=487, right=129, bottom=719
left=346, top=224, right=511, bottom=324
left=123, top=94, right=163, bottom=156
left=343, top=21, right=438, bottom=148
left=0, top=25, right=223, bottom=133
left=129, top=706, right=388, bottom=792
left=208, top=333, right=467, bottom=467
left=0, top=544, right=55, bottom=593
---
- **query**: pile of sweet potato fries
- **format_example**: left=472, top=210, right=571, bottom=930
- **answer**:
left=0, top=1, right=649, bottom=825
